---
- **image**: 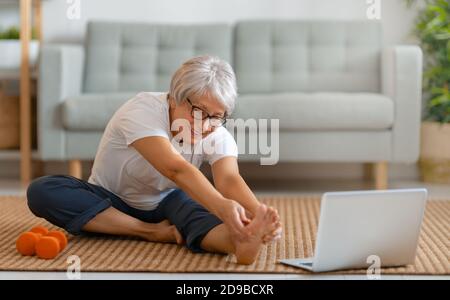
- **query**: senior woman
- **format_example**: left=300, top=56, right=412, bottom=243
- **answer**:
left=27, top=55, right=282, bottom=264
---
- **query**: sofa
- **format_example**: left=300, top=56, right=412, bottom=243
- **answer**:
left=38, top=20, right=423, bottom=189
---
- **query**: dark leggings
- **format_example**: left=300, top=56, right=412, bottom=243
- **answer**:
left=26, top=175, right=223, bottom=253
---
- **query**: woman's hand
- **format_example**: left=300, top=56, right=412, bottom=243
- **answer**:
left=216, top=199, right=252, bottom=242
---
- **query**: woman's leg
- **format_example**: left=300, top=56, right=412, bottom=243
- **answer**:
left=27, top=175, right=182, bottom=244
left=157, top=189, right=279, bottom=264
left=83, top=206, right=183, bottom=243
left=200, top=205, right=279, bottom=265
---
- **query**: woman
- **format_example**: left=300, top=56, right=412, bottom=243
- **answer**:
left=27, top=55, right=282, bottom=264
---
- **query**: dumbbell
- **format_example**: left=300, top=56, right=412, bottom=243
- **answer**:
left=16, top=226, right=68, bottom=259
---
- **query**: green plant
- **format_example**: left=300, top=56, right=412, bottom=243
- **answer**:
left=406, top=0, right=450, bottom=123
left=0, top=26, right=38, bottom=40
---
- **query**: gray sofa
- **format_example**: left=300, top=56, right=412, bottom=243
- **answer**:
left=38, top=20, right=423, bottom=188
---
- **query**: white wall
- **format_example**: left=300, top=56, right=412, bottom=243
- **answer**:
left=0, top=0, right=422, bottom=180
left=0, top=3, right=20, bottom=30
left=37, top=0, right=419, bottom=46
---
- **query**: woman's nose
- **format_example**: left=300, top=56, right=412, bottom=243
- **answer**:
left=190, top=119, right=211, bottom=133
left=202, top=119, right=213, bottom=132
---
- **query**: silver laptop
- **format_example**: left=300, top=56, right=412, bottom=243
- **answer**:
left=280, top=188, right=428, bottom=272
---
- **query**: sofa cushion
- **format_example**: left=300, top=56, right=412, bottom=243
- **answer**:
left=233, top=93, right=394, bottom=131
left=63, top=92, right=393, bottom=132
left=235, top=21, right=381, bottom=94
left=62, top=93, right=135, bottom=131
left=83, top=22, right=232, bottom=93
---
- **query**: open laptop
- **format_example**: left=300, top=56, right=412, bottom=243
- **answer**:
left=279, top=188, right=428, bottom=272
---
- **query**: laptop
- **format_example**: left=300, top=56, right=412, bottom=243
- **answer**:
left=279, top=188, right=428, bottom=272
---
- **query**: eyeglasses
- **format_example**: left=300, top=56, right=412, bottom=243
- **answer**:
left=186, top=98, right=227, bottom=127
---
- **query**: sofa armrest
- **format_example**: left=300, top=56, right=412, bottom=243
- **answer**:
left=382, top=46, right=423, bottom=163
left=38, top=44, right=84, bottom=160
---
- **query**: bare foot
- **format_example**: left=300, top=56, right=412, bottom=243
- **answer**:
left=142, top=220, right=184, bottom=245
left=233, top=205, right=279, bottom=265
left=262, top=206, right=282, bottom=244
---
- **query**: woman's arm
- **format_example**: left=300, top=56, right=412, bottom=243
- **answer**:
left=211, top=157, right=260, bottom=218
left=131, top=136, right=251, bottom=240
left=212, top=156, right=282, bottom=242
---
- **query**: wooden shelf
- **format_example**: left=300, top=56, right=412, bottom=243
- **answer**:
left=0, top=0, right=42, bottom=184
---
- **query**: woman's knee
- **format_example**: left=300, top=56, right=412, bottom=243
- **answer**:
left=26, top=175, right=68, bottom=217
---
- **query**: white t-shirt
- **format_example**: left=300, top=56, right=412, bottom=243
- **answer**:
left=88, top=92, right=238, bottom=211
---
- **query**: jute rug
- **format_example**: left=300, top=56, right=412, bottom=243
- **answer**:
left=0, top=195, right=448, bottom=274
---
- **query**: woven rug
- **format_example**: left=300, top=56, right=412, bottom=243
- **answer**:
left=0, top=195, right=448, bottom=274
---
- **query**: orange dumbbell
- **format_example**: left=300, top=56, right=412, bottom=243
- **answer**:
left=46, top=231, right=68, bottom=251
left=30, top=225, right=49, bottom=236
left=16, top=231, right=41, bottom=256
left=16, top=226, right=68, bottom=259
left=35, top=236, right=61, bottom=259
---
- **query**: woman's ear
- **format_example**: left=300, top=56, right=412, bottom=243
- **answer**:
left=168, top=95, right=177, bottom=109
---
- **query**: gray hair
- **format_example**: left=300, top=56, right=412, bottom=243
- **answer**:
left=169, top=55, right=237, bottom=115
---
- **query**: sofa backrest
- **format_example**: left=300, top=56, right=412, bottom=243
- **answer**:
left=234, top=21, right=381, bottom=94
left=83, top=21, right=233, bottom=93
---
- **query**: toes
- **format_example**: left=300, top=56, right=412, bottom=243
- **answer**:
left=256, top=204, right=269, bottom=222
left=272, top=229, right=282, bottom=239
left=267, top=206, right=279, bottom=223
left=268, top=220, right=282, bottom=232
left=258, top=204, right=268, bottom=215
left=275, top=222, right=282, bottom=233
left=251, top=204, right=282, bottom=241
left=262, top=233, right=272, bottom=243
left=272, top=209, right=280, bottom=222
left=272, top=213, right=278, bottom=223
left=261, top=229, right=282, bottom=244
left=271, top=228, right=282, bottom=238
left=267, top=223, right=282, bottom=237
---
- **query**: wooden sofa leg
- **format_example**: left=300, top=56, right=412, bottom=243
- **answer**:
left=69, top=160, right=83, bottom=179
left=363, top=163, right=373, bottom=181
left=374, top=161, right=388, bottom=190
